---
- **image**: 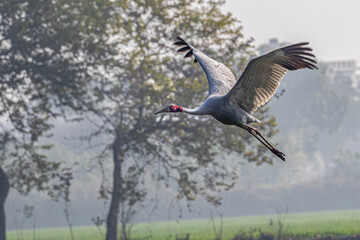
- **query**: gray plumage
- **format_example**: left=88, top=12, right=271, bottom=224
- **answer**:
left=155, top=37, right=318, bottom=161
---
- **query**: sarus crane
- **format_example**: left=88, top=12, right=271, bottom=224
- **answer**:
left=155, top=37, right=318, bottom=161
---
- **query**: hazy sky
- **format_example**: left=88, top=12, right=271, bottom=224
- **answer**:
left=223, top=0, right=360, bottom=61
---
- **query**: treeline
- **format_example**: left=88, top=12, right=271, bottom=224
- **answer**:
left=0, top=1, right=280, bottom=240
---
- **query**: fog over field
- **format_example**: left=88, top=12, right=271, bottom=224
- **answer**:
left=7, top=44, right=360, bottom=231
left=2, top=0, right=360, bottom=238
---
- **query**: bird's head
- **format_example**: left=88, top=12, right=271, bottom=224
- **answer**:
left=154, top=104, right=183, bottom=115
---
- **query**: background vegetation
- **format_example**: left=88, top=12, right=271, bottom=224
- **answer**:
left=1, top=0, right=360, bottom=240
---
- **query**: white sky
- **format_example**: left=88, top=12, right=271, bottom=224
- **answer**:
left=223, top=0, right=360, bottom=61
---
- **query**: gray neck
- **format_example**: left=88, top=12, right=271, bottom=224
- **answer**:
left=182, top=106, right=208, bottom=115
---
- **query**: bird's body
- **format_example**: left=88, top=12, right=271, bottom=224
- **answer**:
left=187, top=95, right=259, bottom=126
left=155, top=37, right=318, bottom=161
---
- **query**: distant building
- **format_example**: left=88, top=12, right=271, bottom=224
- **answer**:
left=324, top=60, right=360, bottom=91
left=268, top=38, right=279, bottom=48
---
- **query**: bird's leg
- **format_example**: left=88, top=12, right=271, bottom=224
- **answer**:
left=243, top=125, right=285, bottom=161
left=253, top=128, right=278, bottom=151
left=243, top=125, right=271, bottom=148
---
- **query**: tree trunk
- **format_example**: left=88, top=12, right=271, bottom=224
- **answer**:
left=0, top=166, right=9, bottom=240
left=106, top=136, right=123, bottom=240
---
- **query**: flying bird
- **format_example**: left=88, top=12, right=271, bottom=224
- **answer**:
left=155, top=37, right=318, bottom=161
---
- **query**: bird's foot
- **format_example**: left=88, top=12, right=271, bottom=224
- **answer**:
left=272, top=148, right=285, bottom=161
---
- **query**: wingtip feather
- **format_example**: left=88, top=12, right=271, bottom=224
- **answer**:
left=184, top=51, right=193, bottom=58
left=177, top=46, right=191, bottom=52
left=176, top=36, right=186, bottom=43
left=281, top=42, right=318, bottom=70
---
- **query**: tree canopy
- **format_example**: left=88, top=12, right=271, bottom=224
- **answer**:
left=1, top=1, right=280, bottom=239
left=67, top=1, right=279, bottom=239
left=0, top=1, right=120, bottom=239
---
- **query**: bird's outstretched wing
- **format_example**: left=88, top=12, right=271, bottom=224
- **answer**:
left=174, top=37, right=236, bottom=96
left=224, top=42, right=318, bottom=114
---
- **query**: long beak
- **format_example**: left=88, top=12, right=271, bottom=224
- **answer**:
left=154, top=107, right=168, bottom=115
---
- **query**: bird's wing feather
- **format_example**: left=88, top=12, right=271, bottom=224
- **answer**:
left=224, top=42, right=318, bottom=114
left=175, top=37, right=237, bottom=96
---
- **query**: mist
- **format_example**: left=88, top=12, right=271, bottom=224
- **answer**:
left=1, top=1, right=360, bottom=240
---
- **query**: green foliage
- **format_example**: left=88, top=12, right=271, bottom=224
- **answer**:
left=59, top=1, right=280, bottom=238
left=0, top=0, right=117, bottom=198
left=1, top=0, right=279, bottom=238
left=84, top=0, right=278, bottom=206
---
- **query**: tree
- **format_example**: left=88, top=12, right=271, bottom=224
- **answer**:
left=72, top=1, right=278, bottom=239
left=0, top=1, right=118, bottom=239
left=0, top=166, right=9, bottom=239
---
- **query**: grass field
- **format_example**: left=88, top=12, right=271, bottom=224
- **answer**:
left=7, top=209, right=360, bottom=240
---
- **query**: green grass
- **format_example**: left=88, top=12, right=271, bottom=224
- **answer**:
left=7, top=209, right=360, bottom=240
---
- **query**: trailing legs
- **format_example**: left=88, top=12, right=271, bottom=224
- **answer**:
left=243, top=124, right=285, bottom=161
